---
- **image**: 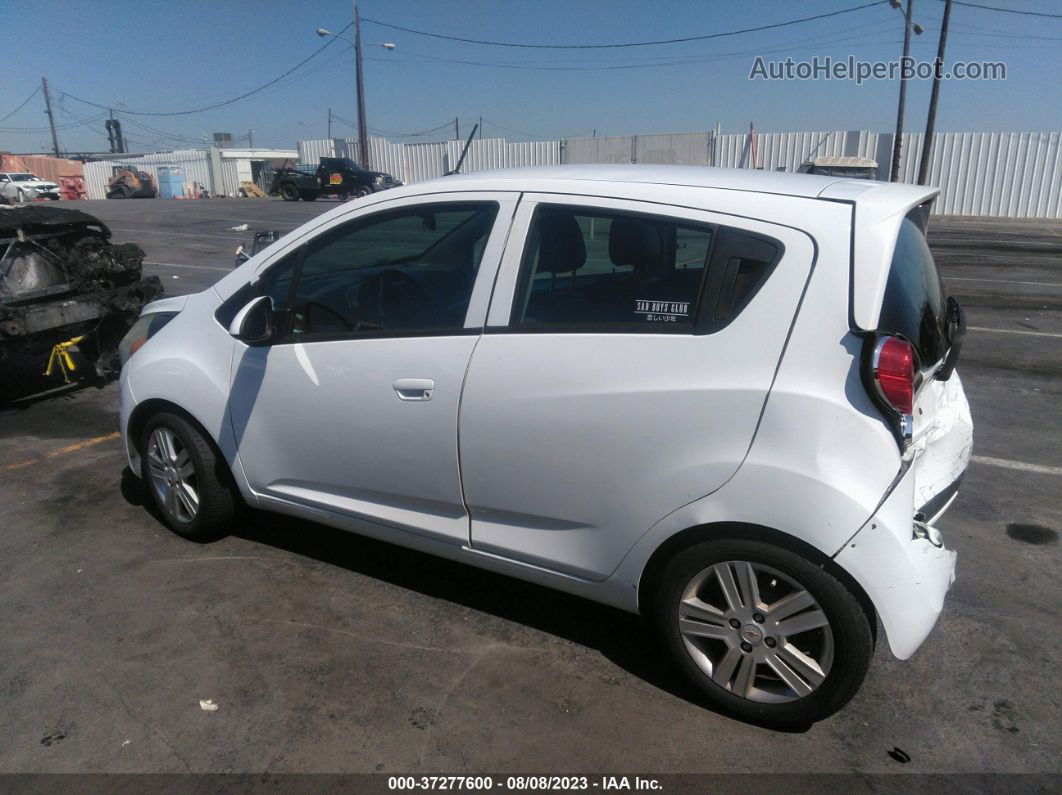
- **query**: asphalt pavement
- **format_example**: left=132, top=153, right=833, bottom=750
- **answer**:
left=0, top=197, right=1058, bottom=775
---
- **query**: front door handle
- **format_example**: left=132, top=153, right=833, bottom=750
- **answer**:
left=393, top=378, right=434, bottom=401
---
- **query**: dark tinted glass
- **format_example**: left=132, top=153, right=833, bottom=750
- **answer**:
left=256, top=203, right=497, bottom=336
left=512, top=208, right=712, bottom=330
left=878, top=217, right=947, bottom=366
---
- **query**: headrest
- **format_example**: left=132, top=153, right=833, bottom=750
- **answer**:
left=609, top=216, right=663, bottom=268
left=535, top=211, right=586, bottom=275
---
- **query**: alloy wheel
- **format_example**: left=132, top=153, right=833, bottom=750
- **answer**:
left=146, top=427, right=199, bottom=524
left=677, top=560, right=834, bottom=703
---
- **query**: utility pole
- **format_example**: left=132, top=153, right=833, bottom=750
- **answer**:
left=328, top=107, right=332, bottom=139
left=353, top=1, right=370, bottom=169
left=478, top=116, right=482, bottom=139
left=455, top=117, right=460, bottom=141
left=249, top=128, right=254, bottom=151
left=41, top=77, right=60, bottom=156
left=917, top=0, right=952, bottom=185
left=889, top=0, right=920, bottom=182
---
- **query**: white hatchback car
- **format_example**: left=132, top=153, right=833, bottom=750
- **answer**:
left=119, top=166, right=972, bottom=725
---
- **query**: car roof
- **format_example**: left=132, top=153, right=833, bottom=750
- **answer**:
left=429, top=164, right=930, bottom=203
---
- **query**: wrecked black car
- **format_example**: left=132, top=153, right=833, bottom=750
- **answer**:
left=0, top=205, right=162, bottom=391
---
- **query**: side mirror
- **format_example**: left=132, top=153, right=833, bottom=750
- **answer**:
left=228, top=295, right=274, bottom=344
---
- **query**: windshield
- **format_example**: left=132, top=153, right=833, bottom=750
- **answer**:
left=10, top=174, right=41, bottom=182
left=878, top=216, right=947, bottom=368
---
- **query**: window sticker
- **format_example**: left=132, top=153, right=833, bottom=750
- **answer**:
left=635, top=299, right=690, bottom=323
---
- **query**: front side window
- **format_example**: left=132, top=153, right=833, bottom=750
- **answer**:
left=256, top=202, right=498, bottom=337
left=510, top=205, right=781, bottom=333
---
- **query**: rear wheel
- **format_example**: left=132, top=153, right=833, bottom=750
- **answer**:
left=140, top=412, right=240, bottom=540
left=653, top=538, right=873, bottom=726
left=279, top=182, right=300, bottom=201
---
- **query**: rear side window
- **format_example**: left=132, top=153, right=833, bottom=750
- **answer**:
left=510, top=205, right=781, bottom=333
left=879, top=217, right=947, bottom=366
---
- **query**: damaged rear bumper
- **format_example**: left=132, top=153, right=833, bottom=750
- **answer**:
left=834, top=462, right=958, bottom=660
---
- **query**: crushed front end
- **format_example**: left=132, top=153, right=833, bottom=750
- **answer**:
left=0, top=205, right=162, bottom=391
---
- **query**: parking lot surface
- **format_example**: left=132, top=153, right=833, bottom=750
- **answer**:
left=1, top=198, right=1059, bottom=774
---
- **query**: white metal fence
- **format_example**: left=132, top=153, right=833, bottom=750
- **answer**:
left=78, top=129, right=1060, bottom=218
left=297, top=129, right=1061, bottom=219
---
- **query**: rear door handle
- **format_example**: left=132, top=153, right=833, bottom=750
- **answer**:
left=393, top=378, right=434, bottom=401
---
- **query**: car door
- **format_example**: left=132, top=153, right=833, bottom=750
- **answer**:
left=460, top=194, right=815, bottom=579
left=227, top=192, right=517, bottom=544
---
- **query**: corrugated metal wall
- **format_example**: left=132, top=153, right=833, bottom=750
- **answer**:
left=82, top=130, right=1056, bottom=217
left=83, top=149, right=213, bottom=199
left=298, top=136, right=561, bottom=185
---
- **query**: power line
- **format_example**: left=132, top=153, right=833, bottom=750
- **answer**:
left=944, top=0, right=1062, bottom=18
left=394, top=27, right=903, bottom=72
left=362, top=2, right=884, bottom=49
left=58, top=21, right=353, bottom=117
left=0, top=86, right=41, bottom=123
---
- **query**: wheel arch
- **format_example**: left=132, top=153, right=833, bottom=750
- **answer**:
left=635, top=521, right=877, bottom=642
left=127, top=398, right=225, bottom=474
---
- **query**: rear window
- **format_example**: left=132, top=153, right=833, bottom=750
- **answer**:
left=878, top=216, right=947, bottom=366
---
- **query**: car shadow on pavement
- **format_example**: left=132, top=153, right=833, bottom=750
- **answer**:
left=119, top=466, right=810, bottom=732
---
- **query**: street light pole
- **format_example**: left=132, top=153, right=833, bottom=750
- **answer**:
left=889, top=0, right=923, bottom=182
left=917, top=0, right=952, bottom=185
left=317, top=14, right=394, bottom=170
left=353, top=2, right=370, bottom=169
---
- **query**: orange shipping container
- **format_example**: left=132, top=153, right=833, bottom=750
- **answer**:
left=0, top=153, right=86, bottom=198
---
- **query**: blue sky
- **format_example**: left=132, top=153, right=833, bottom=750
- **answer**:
left=2, top=0, right=1059, bottom=154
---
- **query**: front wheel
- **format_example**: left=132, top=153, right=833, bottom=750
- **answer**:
left=140, top=412, right=241, bottom=540
left=653, top=538, right=873, bottom=726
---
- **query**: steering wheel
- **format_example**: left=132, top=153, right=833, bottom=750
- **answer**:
left=353, top=269, right=433, bottom=330
left=298, top=300, right=353, bottom=333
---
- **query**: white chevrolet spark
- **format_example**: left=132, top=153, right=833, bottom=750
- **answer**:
left=119, top=166, right=972, bottom=725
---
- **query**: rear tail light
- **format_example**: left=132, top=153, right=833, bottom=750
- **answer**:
left=872, top=336, right=916, bottom=416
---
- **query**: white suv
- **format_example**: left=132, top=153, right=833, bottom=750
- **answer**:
left=118, top=166, right=972, bottom=725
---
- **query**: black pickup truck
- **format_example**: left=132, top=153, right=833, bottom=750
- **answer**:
left=269, top=157, right=400, bottom=202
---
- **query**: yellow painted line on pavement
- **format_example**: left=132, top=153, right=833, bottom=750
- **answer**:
left=2, top=432, right=121, bottom=472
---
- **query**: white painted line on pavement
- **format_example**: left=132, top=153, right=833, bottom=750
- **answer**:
left=943, top=277, right=1062, bottom=288
left=971, top=455, right=1062, bottom=477
left=145, top=261, right=229, bottom=272
left=967, top=326, right=1062, bottom=339
left=109, top=226, right=237, bottom=240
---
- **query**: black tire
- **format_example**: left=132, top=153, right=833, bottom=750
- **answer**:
left=653, top=538, right=873, bottom=726
left=356, top=186, right=371, bottom=198
left=279, top=182, right=300, bottom=201
left=107, top=188, right=128, bottom=199
left=49, top=195, right=60, bottom=201
left=139, top=412, right=241, bottom=541
left=298, top=191, right=318, bottom=201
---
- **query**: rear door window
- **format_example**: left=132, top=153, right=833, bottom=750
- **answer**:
left=509, top=205, right=781, bottom=333
left=879, top=216, right=947, bottom=366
